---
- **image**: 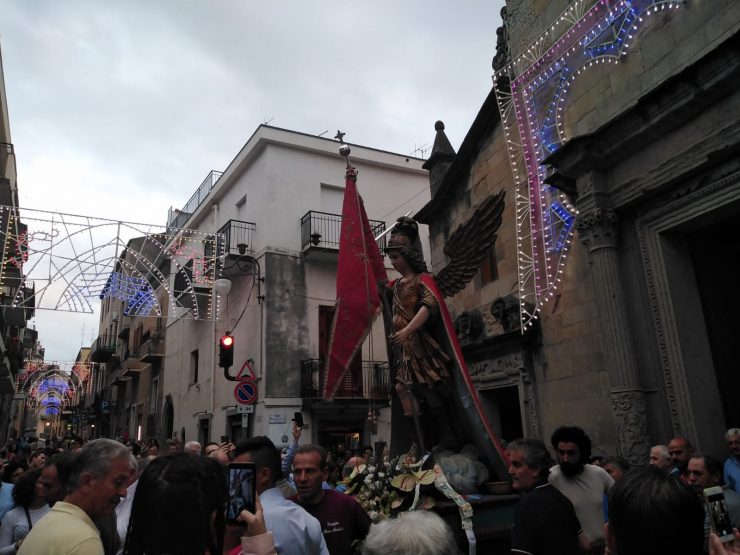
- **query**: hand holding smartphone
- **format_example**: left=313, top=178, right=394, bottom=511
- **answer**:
left=704, top=486, right=735, bottom=543
left=227, top=462, right=256, bottom=523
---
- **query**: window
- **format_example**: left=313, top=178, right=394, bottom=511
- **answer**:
left=319, top=305, right=361, bottom=396
left=190, top=350, right=199, bottom=384
left=479, top=244, right=499, bottom=285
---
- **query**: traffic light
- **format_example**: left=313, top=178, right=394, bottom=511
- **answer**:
left=219, top=334, right=234, bottom=369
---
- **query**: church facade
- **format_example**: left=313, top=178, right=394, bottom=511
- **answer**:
left=417, top=0, right=740, bottom=463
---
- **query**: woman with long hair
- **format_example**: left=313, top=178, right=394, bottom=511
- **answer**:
left=123, top=454, right=226, bottom=555
left=0, top=468, right=50, bottom=553
left=123, top=454, right=275, bottom=555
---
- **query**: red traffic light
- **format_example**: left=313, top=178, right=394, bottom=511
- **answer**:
left=220, top=335, right=234, bottom=348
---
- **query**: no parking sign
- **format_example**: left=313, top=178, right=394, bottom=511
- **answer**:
left=234, top=380, right=257, bottom=405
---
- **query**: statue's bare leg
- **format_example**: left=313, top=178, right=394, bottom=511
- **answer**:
left=395, top=381, right=426, bottom=454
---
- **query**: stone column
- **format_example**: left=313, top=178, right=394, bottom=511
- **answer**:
left=577, top=209, right=650, bottom=465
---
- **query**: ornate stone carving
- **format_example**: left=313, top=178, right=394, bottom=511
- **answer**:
left=610, top=390, right=650, bottom=466
left=521, top=368, right=540, bottom=437
left=492, top=6, right=511, bottom=72
left=635, top=168, right=740, bottom=440
left=505, top=0, right=540, bottom=62
left=490, top=295, right=522, bottom=333
left=576, top=208, right=618, bottom=253
left=454, top=310, right=484, bottom=345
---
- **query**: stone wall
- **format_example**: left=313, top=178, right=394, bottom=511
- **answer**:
left=426, top=120, right=618, bottom=454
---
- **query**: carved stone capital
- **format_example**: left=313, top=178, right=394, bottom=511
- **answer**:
left=576, top=209, right=618, bottom=252
left=610, top=390, right=650, bottom=466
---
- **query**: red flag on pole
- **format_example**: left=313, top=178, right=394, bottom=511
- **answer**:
left=322, top=165, right=386, bottom=400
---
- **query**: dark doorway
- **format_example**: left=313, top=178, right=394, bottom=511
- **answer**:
left=689, top=216, right=740, bottom=428
left=479, top=386, right=524, bottom=443
left=163, top=400, right=174, bottom=440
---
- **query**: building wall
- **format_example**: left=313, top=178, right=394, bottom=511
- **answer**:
left=163, top=126, right=430, bottom=448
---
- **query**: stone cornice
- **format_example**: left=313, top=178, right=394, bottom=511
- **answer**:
left=544, top=29, right=740, bottom=201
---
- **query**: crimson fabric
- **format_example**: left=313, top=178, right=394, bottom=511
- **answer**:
left=419, top=273, right=510, bottom=476
left=322, top=167, right=386, bottom=400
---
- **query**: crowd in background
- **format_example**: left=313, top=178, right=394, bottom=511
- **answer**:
left=0, top=426, right=735, bottom=554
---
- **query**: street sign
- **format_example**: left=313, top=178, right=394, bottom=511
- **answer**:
left=236, top=405, right=254, bottom=414
left=233, top=380, right=257, bottom=405
left=236, top=360, right=256, bottom=379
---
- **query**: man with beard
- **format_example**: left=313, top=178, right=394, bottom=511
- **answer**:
left=508, top=439, right=584, bottom=555
left=549, top=426, right=613, bottom=555
left=668, top=436, right=694, bottom=480
left=19, top=439, right=132, bottom=555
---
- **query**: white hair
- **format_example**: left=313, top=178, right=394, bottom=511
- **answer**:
left=184, top=441, right=202, bottom=453
left=651, top=445, right=670, bottom=460
left=725, top=429, right=740, bottom=440
left=362, top=510, right=458, bottom=555
left=68, top=438, right=131, bottom=491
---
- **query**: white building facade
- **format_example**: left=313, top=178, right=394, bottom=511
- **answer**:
left=162, top=125, right=430, bottom=452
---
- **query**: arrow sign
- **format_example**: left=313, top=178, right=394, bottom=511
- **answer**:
left=234, top=380, right=257, bottom=405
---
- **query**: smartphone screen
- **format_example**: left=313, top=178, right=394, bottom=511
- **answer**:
left=705, top=489, right=734, bottom=540
left=293, top=412, right=304, bottom=428
left=226, top=462, right=256, bottom=522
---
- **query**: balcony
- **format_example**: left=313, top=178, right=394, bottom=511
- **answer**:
left=218, top=219, right=256, bottom=258
left=300, top=211, right=386, bottom=255
left=167, top=170, right=223, bottom=233
left=91, top=333, right=117, bottom=363
left=300, top=359, right=390, bottom=402
left=133, top=326, right=165, bottom=362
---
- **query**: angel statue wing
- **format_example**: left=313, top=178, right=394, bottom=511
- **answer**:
left=434, top=190, right=506, bottom=298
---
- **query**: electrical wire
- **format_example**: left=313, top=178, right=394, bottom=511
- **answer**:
left=228, top=275, right=256, bottom=333
left=375, top=186, right=429, bottom=223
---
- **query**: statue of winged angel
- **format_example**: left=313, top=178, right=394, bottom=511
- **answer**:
left=381, top=191, right=510, bottom=478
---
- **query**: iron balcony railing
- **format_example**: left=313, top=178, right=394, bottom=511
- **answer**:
left=91, top=333, right=117, bottom=363
left=167, top=170, right=223, bottom=233
left=217, top=219, right=256, bottom=257
left=300, top=359, right=391, bottom=400
left=300, top=211, right=386, bottom=252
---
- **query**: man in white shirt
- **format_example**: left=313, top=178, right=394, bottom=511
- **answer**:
left=233, top=437, right=329, bottom=555
left=549, top=426, right=614, bottom=555
left=114, top=454, right=140, bottom=555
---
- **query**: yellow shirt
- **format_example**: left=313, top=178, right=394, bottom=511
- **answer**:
left=18, top=501, right=103, bottom=555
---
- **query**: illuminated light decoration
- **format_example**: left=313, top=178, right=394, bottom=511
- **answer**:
left=100, top=272, right=158, bottom=316
left=494, top=0, right=685, bottom=330
left=0, top=207, right=225, bottom=320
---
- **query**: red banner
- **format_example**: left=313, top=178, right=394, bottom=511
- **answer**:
left=322, top=166, right=386, bottom=400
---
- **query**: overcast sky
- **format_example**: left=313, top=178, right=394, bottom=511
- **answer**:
left=1, top=0, right=504, bottom=361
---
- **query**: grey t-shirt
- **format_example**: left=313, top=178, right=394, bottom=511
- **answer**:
left=549, top=464, right=614, bottom=543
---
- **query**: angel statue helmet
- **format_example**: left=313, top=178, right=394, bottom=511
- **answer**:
left=384, top=217, right=427, bottom=273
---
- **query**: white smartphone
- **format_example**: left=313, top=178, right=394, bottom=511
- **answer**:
left=704, top=486, right=734, bottom=543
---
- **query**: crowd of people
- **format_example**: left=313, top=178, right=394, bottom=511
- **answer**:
left=0, top=426, right=735, bottom=554
left=508, top=426, right=740, bottom=555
